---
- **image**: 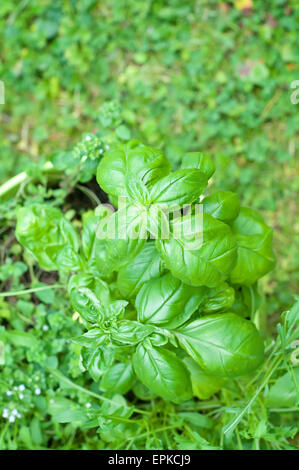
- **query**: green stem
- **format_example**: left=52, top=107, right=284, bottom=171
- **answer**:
left=223, top=355, right=283, bottom=435
left=0, top=161, right=59, bottom=201
left=126, top=424, right=180, bottom=442
left=49, top=369, right=149, bottom=415
left=76, top=184, right=101, bottom=206
left=0, top=284, right=63, bottom=298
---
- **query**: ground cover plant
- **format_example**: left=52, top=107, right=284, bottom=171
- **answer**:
left=0, top=0, right=298, bottom=451
left=1, top=0, right=298, bottom=320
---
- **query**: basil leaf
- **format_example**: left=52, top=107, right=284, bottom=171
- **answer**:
left=230, top=207, right=275, bottom=285
left=73, top=328, right=106, bottom=348
left=156, top=213, right=237, bottom=288
left=181, top=152, right=215, bottom=179
left=202, top=191, right=240, bottom=223
left=150, top=169, right=207, bottom=206
left=97, top=140, right=170, bottom=198
left=117, top=242, right=166, bottom=299
left=184, top=357, right=226, bottom=400
left=81, top=208, right=113, bottom=261
left=136, top=272, right=206, bottom=329
left=82, top=344, right=115, bottom=381
left=100, top=362, right=135, bottom=395
left=133, top=343, right=192, bottom=403
left=55, top=246, right=82, bottom=272
left=68, top=274, right=111, bottom=323
left=94, top=204, right=146, bottom=272
left=176, top=313, right=264, bottom=377
left=111, top=320, right=154, bottom=345
left=202, top=282, right=235, bottom=314
left=16, top=204, right=80, bottom=272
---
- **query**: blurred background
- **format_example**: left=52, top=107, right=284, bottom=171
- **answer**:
left=0, top=0, right=298, bottom=320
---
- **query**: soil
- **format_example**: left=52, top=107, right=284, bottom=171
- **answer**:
left=65, top=176, right=110, bottom=212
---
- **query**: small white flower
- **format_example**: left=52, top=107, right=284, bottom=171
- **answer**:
left=6, top=391, right=12, bottom=396
left=11, top=409, right=18, bottom=416
left=85, top=135, right=91, bottom=141
left=35, top=388, right=41, bottom=395
left=105, top=145, right=110, bottom=150
left=13, top=386, right=18, bottom=391
left=2, top=408, right=9, bottom=418
left=17, top=412, right=22, bottom=419
left=19, top=384, right=25, bottom=391
left=99, top=149, right=104, bottom=154
left=85, top=403, right=91, bottom=408
left=42, top=325, right=49, bottom=331
left=50, top=399, right=54, bottom=404
left=9, top=416, right=15, bottom=423
left=19, top=393, right=24, bottom=400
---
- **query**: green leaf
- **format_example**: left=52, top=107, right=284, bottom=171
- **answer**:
left=82, top=345, right=115, bottom=381
left=202, top=191, right=240, bottom=223
left=116, top=125, right=131, bottom=141
left=69, top=273, right=110, bottom=310
left=230, top=207, right=275, bottom=285
left=176, top=313, right=264, bottom=377
left=48, top=397, right=88, bottom=423
left=184, top=357, right=226, bottom=399
left=111, top=320, right=154, bottom=345
left=181, top=152, right=215, bottom=179
left=33, top=282, right=55, bottom=304
left=100, top=362, right=135, bottom=394
left=94, top=204, right=146, bottom=272
left=68, top=274, right=111, bottom=323
left=133, top=343, right=192, bottom=403
left=0, top=340, right=5, bottom=365
left=73, top=328, right=106, bottom=348
left=4, top=330, right=38, bottom=348
left=178, top=411, right=214, bottom=430
left=150, top=169, right=207, bottom=206
left=30, top=418, right=43, bottom=446
left=156, top=213, right=237, bottom=288
left=266, top=368, right=299, bottom=408
left=284, top=298, right=299, bottom=331
left=136, top=272, right=206, bottom=328
left=97, top=140, right=170, bottom=198
left=81, top=209, right=115, bottom=277
left=202, top=282, right=235, bottom=314
left=16, top=204, right=80, bottom=272
left=117, top=242, right=165, bottom=298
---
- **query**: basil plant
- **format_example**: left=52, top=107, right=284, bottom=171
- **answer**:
left=16, top=140, right=275, bottom=403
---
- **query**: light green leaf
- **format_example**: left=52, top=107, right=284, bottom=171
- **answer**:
left=156, top=213, right=237, bottom=288
left=133, top=343, right=192, bottom=403
left=100, top=362, right=135, bottom=394
left=150, top=169, right=207, bottom=206
left=136, top=272, right=206, bottom=328
left=266, top=368, right=299, bottom=408
left=176, top=313, right=264, bottom=377
left=117, top=242, right=165, bottom=299
left=181, top=152, right=215, bottom=179
left=202, top=190, right=240, bottom=223
left=230, top=207, right=275, bottom=285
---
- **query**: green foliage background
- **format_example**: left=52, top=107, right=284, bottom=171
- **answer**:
left=0, top=0, right=298, bottom=450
